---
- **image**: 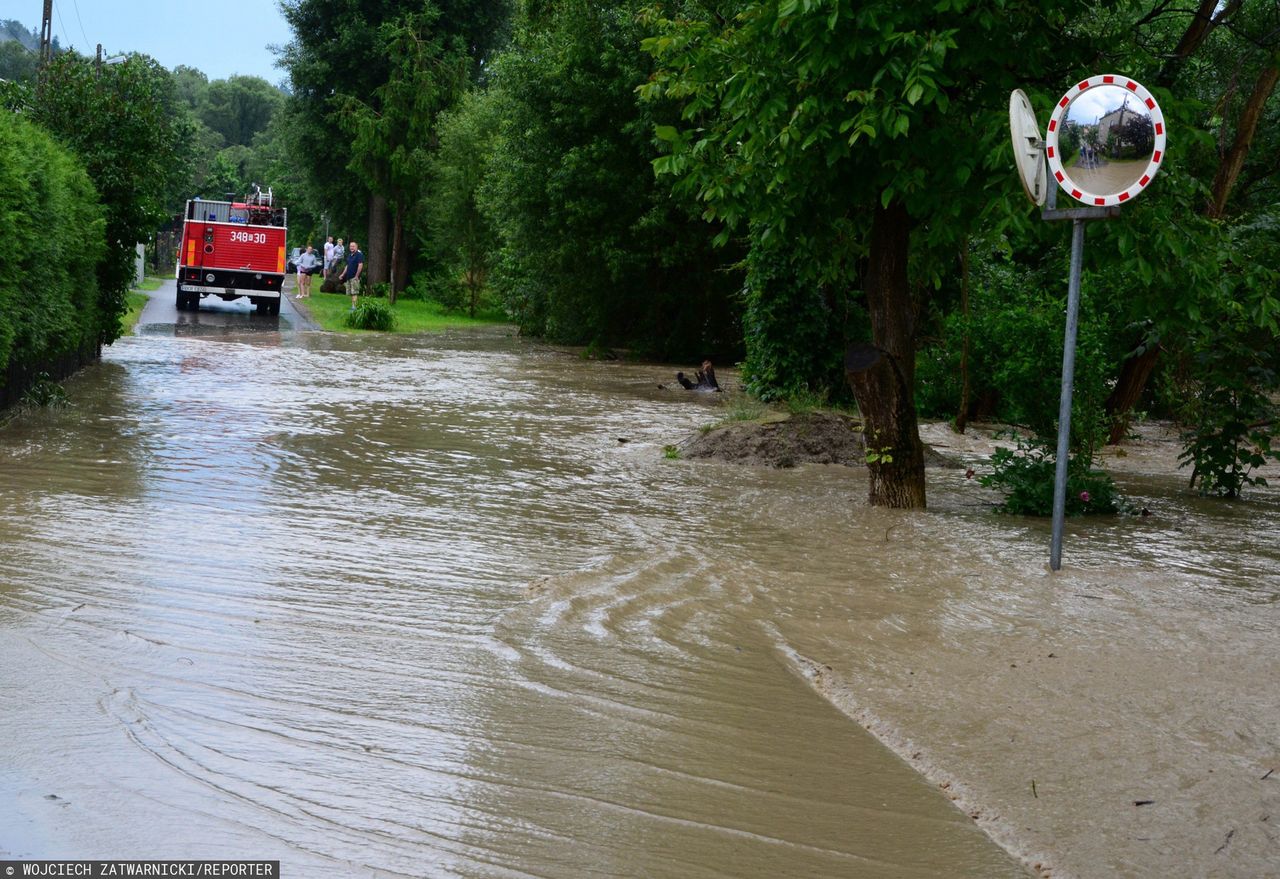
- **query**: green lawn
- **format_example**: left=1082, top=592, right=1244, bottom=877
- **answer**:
left=137, top=276, right=167, bottom=291
left=301, top=292, right=509, bottom=333
left=120, top=291, right=150, bottom=334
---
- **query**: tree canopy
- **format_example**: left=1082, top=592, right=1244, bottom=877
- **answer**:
left=7, top=2, right=1277, bottom=504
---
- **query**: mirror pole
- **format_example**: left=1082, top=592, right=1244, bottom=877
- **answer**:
left=1050, top=218, right=1086, bottom=571
left=1045, top=154, right=1057, bottom=210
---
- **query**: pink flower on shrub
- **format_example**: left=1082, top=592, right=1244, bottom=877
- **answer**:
left=1079, top=491, right=1091, bottom=503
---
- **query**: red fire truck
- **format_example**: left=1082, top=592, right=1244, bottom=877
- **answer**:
left=175, top=186, right=288, bottom=315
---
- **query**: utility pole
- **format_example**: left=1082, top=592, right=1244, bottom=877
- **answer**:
left=39, top=0, right=54, bottom=66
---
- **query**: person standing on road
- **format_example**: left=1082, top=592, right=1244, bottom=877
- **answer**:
left=323, top=236, right=336, bottom=277
left=338, top=239, right=364, bottom=310
left=332, top=238, right=344, bottom=282
left=295, top=244, right=319, bottom=299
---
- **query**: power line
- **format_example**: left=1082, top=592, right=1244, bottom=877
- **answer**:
left=53, top=0, right=72, bottom=53
left=68, top=0, right=91, bottom=49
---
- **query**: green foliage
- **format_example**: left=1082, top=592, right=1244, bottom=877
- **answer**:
left=1175, top=322, right=1280, bottom=498
left=714, top=393, right=768, bottom=425
left=0, top=39, right=37, bottom=83
left=783, top=385, right=830, bottom=415
left=580, top=339, right=617, bottom=361
left=21, top=373, right=69, bottom=408
left=28, top=52, right=194, bottom=347
left=915, top=237, right=1119, bottom=454
left=662, top=444, right=681, bottom=459
left=120, top=292, right=150, bottom=335
left=641, top=0, right=1111, bottom=400
left=280, top=0, right=512, bottom=283
left=201, top=145, right=255, bottom=199
left=739, top=236, right=860, bottom=400
left=426, top=88, right=503, bottom=316
left=335, top=8, right=470, bottom=245
left=345, top=299, right=398, bottom=331
left=865, top=446, right=894, bottom=466
left=199, top=76, right=284, bottom=148
left=474, top=0, right=743, bottom=359
left=306, top=293, right=505, bottom=332
left=980, top=436, right=1127, bottom=517
left=0, top=114, right=105, bottom=388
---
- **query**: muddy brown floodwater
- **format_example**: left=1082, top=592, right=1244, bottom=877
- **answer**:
left=1, top=286, right=1277, bottom=878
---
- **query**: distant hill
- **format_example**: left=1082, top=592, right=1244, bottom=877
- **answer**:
left=1, top=21, right=38, bottom=50
left=0, top=20, right=60, bottom=53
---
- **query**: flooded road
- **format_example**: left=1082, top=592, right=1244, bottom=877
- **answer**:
left=2, top=283, right=1277, bottom=877
left=0, top=284, right=1024, bottom=876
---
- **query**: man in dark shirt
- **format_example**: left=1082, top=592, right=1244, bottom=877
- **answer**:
left=338, top=240, right=365, bottom=311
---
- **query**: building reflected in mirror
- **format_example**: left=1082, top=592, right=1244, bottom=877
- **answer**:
left=1059, top=85, right=1156, bottom=196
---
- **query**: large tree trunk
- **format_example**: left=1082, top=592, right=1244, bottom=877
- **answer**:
left=388, top=202, right=406, bottom=305
left=954, top=242, right=972, bottom=434
left=366, top=192, right=390, bottom=287
left=1156, top=0, right=1240, bottom=86
left=1105, top=339, right=1162, bottom=444
left=844, top=199, right=926, bottom=509
left=1207, top=61, right=1280, bottom=219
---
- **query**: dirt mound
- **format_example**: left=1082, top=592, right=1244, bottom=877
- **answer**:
left=680, top=410, right=963, bottom=469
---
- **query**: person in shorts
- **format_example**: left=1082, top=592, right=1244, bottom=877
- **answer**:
left=338, top=240, right=364, bottom=310
left=295, top=244, right=319, bottom=298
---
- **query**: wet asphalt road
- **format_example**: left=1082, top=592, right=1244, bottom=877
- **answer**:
left=136, top=276, right=319, bottom=337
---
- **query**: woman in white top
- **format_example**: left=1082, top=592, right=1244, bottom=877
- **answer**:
left=295, top=245, right=320, bottom=298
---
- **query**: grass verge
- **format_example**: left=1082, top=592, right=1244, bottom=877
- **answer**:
left=120, top=291, right=149, bottom=334
left=302, top=292, right=508, bottom=333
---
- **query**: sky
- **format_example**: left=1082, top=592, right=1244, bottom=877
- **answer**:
left=5, top=0, right=294, bottom=84
left=1066, top=86, right=1146, bottom=126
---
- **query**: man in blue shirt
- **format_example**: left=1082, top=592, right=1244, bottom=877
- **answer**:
left=337, top=240, right=365, bottom=310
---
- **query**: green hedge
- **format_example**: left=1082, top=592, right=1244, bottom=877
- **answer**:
left=0, top=114, right=106, bottom=404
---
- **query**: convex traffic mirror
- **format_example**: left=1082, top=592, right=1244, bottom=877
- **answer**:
left=1045, top=75, right=1166, bottom=206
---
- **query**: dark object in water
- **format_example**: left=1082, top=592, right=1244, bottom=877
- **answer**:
left=676, top=361, right=720, bottom=392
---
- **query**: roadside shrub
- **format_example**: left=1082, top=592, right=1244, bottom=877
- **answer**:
left=20, top=373, right=69, bottom=408
left=345, top=300, right=396, bottom=331
left=1175, top=327, right=1280, bottom=498
left=0, top=113, right=105, bottom=405
left=916, top=245, right=1120, bottom=454
left=979, top=435, right=1127, bottom=516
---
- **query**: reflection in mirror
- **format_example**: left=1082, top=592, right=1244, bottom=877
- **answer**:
left=1059, top=85, right=1155, bottom=196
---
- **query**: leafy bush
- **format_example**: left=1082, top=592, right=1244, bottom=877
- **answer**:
left=470, top=0, right=743, bottom=361
left=1175, top=327, right=1279, bottom=498
left=0, top=113, right=105, bottom=404
left=344, top=300, right=397, bottom=331
left=31, top=52, right=192, bottom=349
left=916, top=241, right=1122, bottom=455
left=979, top=435, right=1127, bottom=516
left=21, top=373, right=69, bottom=408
